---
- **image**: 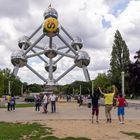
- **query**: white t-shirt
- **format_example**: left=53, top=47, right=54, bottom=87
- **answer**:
left=50, top=94, right=56, bottom=101
left=43, top=95, right=48, bottom=103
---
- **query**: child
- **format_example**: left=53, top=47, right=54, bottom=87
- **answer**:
left=117, top=94, right=128, bottom=124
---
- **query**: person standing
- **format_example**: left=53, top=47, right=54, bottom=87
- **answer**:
left=99, top=85, right=116, bottom=123
left=78, top=95, right=83, bottom=107
left=50, top=93, right=56, bottom=113
left=90, top=90, right=100, bottom=123
left=34, top=95, right=41, bottom=111
left=117, top=94, right=128, bottom=124
left=6, top=94, right=11, bottom=111
left=10, top=94, right=15, bottom=111
left=42, top=94, right=48, bottom=113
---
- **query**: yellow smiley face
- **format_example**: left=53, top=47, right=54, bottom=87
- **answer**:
left=43, top=17, right=59, bottom=32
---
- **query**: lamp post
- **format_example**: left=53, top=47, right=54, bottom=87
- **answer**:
left=121, top=71, right=125, bottom=96
left=8, top=81, right=11, bottom=95
left=21, top=84, right=23, bottom=95
left=92, top=80, right=94, bottom=95
left=80, top=85, right=81, bottom=95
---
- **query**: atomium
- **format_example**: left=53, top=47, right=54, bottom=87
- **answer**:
left=74, top=51, right=90, bottom=68
left=45, top=63, right=57, bottom=72
left=71, top=36, right=83, bottom=50
left=11, top=5, right=90, bottom=85
left=44, top=43, right=57, bottom=58
left=11, top=50, right=27, bottom=67
left=43, top=7, right=58, bottom=19
left=18, top=36, right=31, bottom=50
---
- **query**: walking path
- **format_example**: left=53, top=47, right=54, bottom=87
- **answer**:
left=0, top=101, right=140, bottom=122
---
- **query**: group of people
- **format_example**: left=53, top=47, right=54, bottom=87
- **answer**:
left=6, top=94, right=15, bottom=111
left=34, top=93, right=57, bottom=113
left=90, top=85, right=128, bottom=124
left=5, top=87, right=127, bottom=125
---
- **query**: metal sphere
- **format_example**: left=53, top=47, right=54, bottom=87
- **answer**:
left=18, top=36, right=31, bottom=50
left=74, top=51, right=90, bottom=68
left=11, top=50, right=27, bottom=67
left=44, top=43, right=57, bottom=58
left=44, top=63, right=57, bottom=72
left=47, top=79, right=56, bottom=86
left=71, top=36, right=83, bottom=50
left=43, top=17, right=59, bottom=36
left=43, top=7, right=58, bottom=19
left=43, top=27, right=59, bottom=37
left=43, top=17, right=59, bottom=37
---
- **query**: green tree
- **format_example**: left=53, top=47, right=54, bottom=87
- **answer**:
left=110, top=30, right=130, bottom=91
left=28, top=83, right=43, bottom=92
left=94, top=73, right=111, bottom=89
left=0, top=68, right=23, bottom=96
left=0, top=70, right=4, bottom=96
left=61, top=81, right=90, bottom=95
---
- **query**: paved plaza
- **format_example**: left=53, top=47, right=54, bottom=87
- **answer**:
left=0, top=101, right=140, bottom=122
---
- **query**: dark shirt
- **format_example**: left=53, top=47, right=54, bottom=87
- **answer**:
left=90, top=93, right=100, bottom=107
left=35, top=96, right=41, bottom=104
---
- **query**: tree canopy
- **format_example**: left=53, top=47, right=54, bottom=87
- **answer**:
left=110, top=30, right=130, bottom=91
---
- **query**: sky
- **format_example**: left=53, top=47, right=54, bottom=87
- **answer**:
left=0, top=0, right=140, bottom=85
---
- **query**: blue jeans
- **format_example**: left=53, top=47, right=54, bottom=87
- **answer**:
left=51, top=101, right=56, bottom=113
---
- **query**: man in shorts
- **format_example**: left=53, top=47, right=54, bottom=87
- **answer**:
left=90, top=90, right=100, bottom=123
left=99, top=85, right=116, bottom=123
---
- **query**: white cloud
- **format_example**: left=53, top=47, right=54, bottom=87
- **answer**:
left=0, top=0, right=139, bottom=85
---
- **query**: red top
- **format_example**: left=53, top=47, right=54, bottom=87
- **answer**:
left=117, top=97, right=126, bottom=107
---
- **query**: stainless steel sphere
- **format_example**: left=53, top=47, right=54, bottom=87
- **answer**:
left=74, top=51, right=90, bottom=68
left=44, top=43, right=57, bottom=58
left=11, top=50, right=27, bottom=67
left=43, top=7, right=58, bottom=19
left=47, top=79, right=56, bottom=86
left=71, top=36, right=83, bottom=50
left=43, top=27, right=59, bottom=37
left=44, top=63, right=57, bottom=72
left=18, top=36, right=31, bottom=50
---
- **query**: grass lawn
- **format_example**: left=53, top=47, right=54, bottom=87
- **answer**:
left=15, top=103, right=34, bottom=108
left=121, top=131, right=140, bottom=140
left=0, top=122, right=90, bottom=140
left=0, top=103, right=34, bottom=108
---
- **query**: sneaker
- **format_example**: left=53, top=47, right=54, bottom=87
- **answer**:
left=96, top=120, right=99, bottom=124
left=106, top=119, right=109, bottom=123
left=109, top=118, right=112, bottom=123
left=119, top=121, right=125, bottom=124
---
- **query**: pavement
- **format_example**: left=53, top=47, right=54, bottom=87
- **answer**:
left=127, top=99, right=140, bottom=104
left=0, top=101, right=140, bottom=122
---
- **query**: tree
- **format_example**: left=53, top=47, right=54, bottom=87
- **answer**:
left=28, top=83, right=43, bottom=92
left=128, top=50, right=140, bottom=96
left=61, top=81, right=90, bottom=95
left=0, top=70, right=4, bottom=96
left=110, top=30, right=130, bottom=91
left=94, top=73, right=111, bottom=89
left=0, top=68, right=23, bottom=96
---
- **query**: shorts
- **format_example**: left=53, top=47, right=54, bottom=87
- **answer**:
left=118, top=107, right=124, bottom=116
left=92, top=106, right=99, bottom=116
left=105, top=105, right=112, bottom=114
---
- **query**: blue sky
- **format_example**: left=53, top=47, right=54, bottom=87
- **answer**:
left=111, top=0, right=130, bottom=16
